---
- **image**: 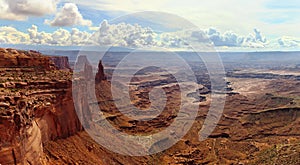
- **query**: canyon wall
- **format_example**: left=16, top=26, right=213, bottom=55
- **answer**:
left=0, top=48, right=85, bottom=164
left=49, top=56, right=71, bottom=70
left=0, top=48, right=56, bottom=70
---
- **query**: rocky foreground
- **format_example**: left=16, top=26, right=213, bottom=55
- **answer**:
left=0, top=48, right=153, bottom=164
left=0, top=48, right=82, bottom=164
left=0, top=48, right=300, bottom=164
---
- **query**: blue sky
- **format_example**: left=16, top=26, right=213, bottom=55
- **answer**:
left=0, top=0, right=299, bottom=51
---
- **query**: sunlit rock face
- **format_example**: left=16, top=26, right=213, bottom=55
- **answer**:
left=0, top=48, right=83, bottom=164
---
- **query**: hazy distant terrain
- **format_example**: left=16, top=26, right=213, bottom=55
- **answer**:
left=41, top=50, right=300, bottom=67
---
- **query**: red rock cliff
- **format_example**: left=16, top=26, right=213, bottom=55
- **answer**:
left=49, top=56, right=71, bottom=70
left=0, top=48, right=56, bottom=70
left=95, top=60, right=107, bottom=82
left=0, top=48, right=82, bottom=164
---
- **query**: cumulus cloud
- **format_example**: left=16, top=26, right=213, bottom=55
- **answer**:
left=204, top=28, right=268, bottom=48
left=45, top=3, right=92, bottom=27
left=27, top=25, right=92, bottom=45
left=0, top=23, right=298, bottom=50
left=0, top=25, right=91, bottom=46
left=0, top=0, right=58, bottom=20
left=90, top=20, right=158, bottom=47
left=27, top=25, right=54, bottom=44
left=253, top=28, right=266, bottom=43
left=159, top=28, right=268, bottom=49
left=7, top=0, right=58, bottom=16
left=0, top=0, right=25, bottom=20
left=206, top=29, right=243, bottom=47
left=0, top=26, right=29, bottom=44
left=278, top=37, right=300, bottom=47
left=70, top=28, right=92, bottom=45
left=0, top=21, right=158, bottom=47
left=160, top=32, right=187, bottom=48
left=159, top=30, right=211, bottom=49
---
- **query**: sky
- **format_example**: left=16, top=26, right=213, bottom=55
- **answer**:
left=0, top=0, right=299, bottom=51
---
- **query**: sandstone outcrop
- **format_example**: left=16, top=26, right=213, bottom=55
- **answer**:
left=49, top=56, right=71, bottom=70
left=74, top=55, right=89, bottom=72
left=95, top=61, right=106, bottom=82
left=0, top=49, right=56, bottom=70
left=0, top=48, right=82, bottom=164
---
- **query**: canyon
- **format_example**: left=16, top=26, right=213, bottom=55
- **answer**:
left=0, top=48, right=300, bottom=164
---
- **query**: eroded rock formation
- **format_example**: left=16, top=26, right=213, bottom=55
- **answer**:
left=0, top=48, right=82, bottom=164
left=49, top=56, right=71, bottom=70
left=95, top=60, right=106, bottom=82
left=0, top=49, right=56, bottom=70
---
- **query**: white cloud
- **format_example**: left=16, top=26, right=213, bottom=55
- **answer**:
left=27, top=25, right=92, bottom=45
left=0, top=22, right=159, bottom=47
left=205, top=28, right=243, bottom=47
left=0, top=0, right=58, bottom=20
left=70, top=28, right=91, bottom=45
left=0, top=22, right=298, bottom=50
left=1, top=0, right=298, bottom=42
left=160, top=32, right=188, bottom=48
left=160, top=28, right=268, bottom=49
left=51, top=28, right=71, bottom=45
left=208, top=28, right=268, bottom=48
left=0, top=0, right=26, bottom=20
left=0, top=26, right=29, bottom=44
left=278, top=36, right=300, bottom=47
left=7, top=0, right=58, bottom=16
left=45, top=3, right=92, bottom=27
left=90, top=20, right=158, bottom=47
left=28, top=25, right=54, bottom=44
